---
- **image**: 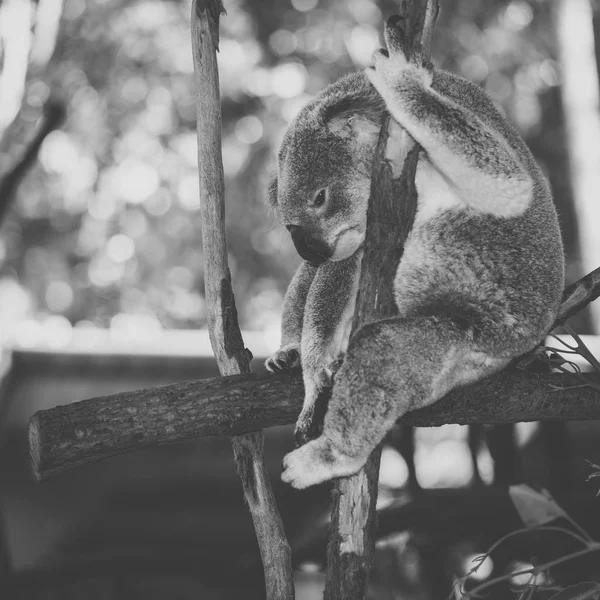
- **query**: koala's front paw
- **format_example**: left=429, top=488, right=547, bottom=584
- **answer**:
left=366, top=16, right=432, bottom=96
left=265, top=346, right=300, bottom=373
left=281, top=437, right=366, bottom=489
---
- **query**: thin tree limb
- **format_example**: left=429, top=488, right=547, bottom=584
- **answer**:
left=555, top=266, right=600, bottom=329
left=190, top=2, right=293, bottom=598
left=0, top=100, right=66, bottom=227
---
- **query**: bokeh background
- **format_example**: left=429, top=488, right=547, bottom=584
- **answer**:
left=1, top=0, right=600, bottom=599
left=1, top=0, right=597, bottom=347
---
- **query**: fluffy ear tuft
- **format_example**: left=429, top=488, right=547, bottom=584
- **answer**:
left=328, top=113, right=381, bottom=145
left=320, top=73, right=385, bottom=143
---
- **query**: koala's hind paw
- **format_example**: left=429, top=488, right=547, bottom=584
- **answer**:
left=265, top=347, right=300, bottom=373
left=281, top=438, right=366, bottom=489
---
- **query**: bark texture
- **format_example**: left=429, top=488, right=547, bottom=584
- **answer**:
left=324, top=3, right=439, bottom=598
left=29, top=369, right=600, bottom=479
left=190, top=2, right=294, bottom=597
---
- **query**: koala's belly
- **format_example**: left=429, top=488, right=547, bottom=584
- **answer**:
left=397, top=159, right=493, bottom=316
left=394, top=217, right=495, bottom=315
left=393, top=198, right=563, bottom=355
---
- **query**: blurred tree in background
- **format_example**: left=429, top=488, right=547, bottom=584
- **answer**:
left=0, top=0, right=580, bottom=343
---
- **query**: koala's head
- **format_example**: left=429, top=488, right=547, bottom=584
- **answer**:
left=271, top=73, right=386, bottom=264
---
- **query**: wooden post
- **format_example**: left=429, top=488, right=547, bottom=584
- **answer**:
left=324, top=2, right=438, bottom=597
left=190, top=2, right=294, bottom=597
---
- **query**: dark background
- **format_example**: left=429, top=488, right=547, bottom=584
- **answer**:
left=1, top=0, right=600, bottom=598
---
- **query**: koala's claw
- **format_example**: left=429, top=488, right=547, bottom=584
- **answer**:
left=265, top=347, right=300, bottom=373
left=281, top=438, right=366, bottom=489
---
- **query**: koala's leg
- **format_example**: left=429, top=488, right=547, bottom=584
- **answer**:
left=265, top=261, right=317, bottom=373
left=296, top=254, right=361, bottom=446
left=366, top=20, right=532, bottom=218
left=282, top=315, right=509, bottom=489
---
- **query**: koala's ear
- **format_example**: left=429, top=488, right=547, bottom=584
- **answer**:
left=267, top=175, right=278, bottom=208
left=327, top=113, right=381, bottom=145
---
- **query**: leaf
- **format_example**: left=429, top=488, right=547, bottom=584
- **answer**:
left=549, top=582, right=600, bottom=599
left=585, top=459, right=600, bottom=473
left=585, top=460, right=600, bottom=496
left=509, top=484, right=566, bottom=527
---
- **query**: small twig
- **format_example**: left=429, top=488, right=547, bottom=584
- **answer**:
left=457, top=525, right=591, bottom=598
left=461, top=544, right=600, bottom=599
left=559, top=324, right=600, bottom=372
left=532, top=327, right=600, bottom=393
left=467, top=525, right=592, bottom=575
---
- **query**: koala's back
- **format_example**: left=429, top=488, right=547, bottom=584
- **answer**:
left=394, top=70, right=564, bottom=356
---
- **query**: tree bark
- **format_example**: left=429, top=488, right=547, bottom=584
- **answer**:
left=190, top=2, right=293, bottom=598
left=28, top=368, right=600, bottom=480
left=323, top=3, right=438, bottom=598
left=556, top=265, right=600, bottom=328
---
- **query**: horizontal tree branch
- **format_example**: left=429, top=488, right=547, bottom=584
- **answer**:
left=29, top=367, right=600, bottom=481
left=28, top=267, right=600, bottom=482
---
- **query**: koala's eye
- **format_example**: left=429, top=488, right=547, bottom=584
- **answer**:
left=312, top=189, right=327, bottom=208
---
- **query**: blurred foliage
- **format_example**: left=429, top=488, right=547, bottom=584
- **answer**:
left=0, top=0, right=575, bottom=341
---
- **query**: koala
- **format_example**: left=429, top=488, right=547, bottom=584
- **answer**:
left=266, top=17, right=564, bottom=489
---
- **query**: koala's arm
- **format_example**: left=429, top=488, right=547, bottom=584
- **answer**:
left=265, top=261, right=317, bottom=372
left=367, top=41, right=533, bottom=217
left=281, top=261, right=317, bottom=348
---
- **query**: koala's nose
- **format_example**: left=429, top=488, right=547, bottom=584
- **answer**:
left=286, top=225, right=331, bottom=265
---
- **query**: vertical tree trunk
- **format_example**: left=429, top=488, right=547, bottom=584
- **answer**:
left=554, top=0, right=600, bottom=331
left=190, top=2, right=294, bottom=598
left=324, top=2, right=439, bottom=598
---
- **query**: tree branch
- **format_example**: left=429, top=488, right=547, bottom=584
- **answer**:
left=28, top=368, right=600, bottom=482
left=28, top=261, right=600, bottom=483
left=323, top=4, right=439, bottom=598
left=555, top=266, right=600, bottom=328
left=0, top=100, right=65, bottom=227
left=190, top=2, right=293, bottom=597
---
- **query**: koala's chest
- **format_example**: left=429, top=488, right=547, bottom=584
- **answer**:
left=300, top=160, right=465, bottom=356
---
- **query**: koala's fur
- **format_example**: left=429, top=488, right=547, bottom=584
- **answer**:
left=266, top=22, right=564, bottom=489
